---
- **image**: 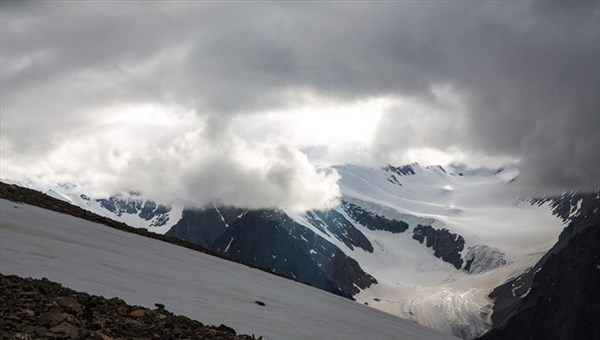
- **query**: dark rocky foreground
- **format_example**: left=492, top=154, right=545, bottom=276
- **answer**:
left=0, top=273, right=260, bottom=340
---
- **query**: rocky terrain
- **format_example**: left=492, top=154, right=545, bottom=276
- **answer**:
left=0, top=273, right=259, bottom=340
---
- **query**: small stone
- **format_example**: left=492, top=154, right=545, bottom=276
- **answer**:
left=22, top=308, right=36, bottom=317
left=38, top=312, right=73, bottom=327
left=93, top=332, right=114, bottom=340
left=217, top=324, right=236, bottom=334
left=116, top=306, right=127, bottom=316
left=49, top=321, right=80, bottom=338
left=129, top=308, right=146, bottom=318
left=124, top=317, right=143, bottom=327
left=23, top=325, right=48, bottom=336
left=55, top=296, right=82, bottom=313
left=64, top=314, right=79, bottom=325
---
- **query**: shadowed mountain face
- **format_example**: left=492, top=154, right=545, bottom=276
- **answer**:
left=305, top=209, right=374, bottom=253
left=412, top=225, right=465, bottom=270
left=479, top=192, right=600, bottom=340
left=166, top=207, right=377, bottom=298
left=341, top=201, right=409, bottom=233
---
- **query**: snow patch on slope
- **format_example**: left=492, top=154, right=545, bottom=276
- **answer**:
left=0, top=200, right=457, bottom=340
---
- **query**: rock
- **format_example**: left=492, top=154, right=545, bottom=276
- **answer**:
left=116, top=306, right=127, bottom=316
left=93, top=331, right=114, bottom=340
left=22, top=308, right=36, bottom=317
left=254, top=300, right=266, bottom=306
left=129, top=308, right=146, bottom=318
left=38, top=312, right=73, bottom=327
left=218, top=324, right=236, bottom=334
left=412, top=224, right=465, bottom=269
left=154, top=303, right=165, bottom=309
left=56, top=296, right=82, bottom=313
left=49, top=321, right=80, bottom=338
left=22, top=325, right=48, bottom=336
left=124, top=317, right=143, bottom=327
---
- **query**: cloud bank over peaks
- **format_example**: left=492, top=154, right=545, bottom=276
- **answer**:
left=119, top=128, right=341, bottom=212
left=1, top=1, right=598, bottom=203
left=0, top=106, right=340, bottom=212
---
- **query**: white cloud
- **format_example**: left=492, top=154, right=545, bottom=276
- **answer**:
left=0, top=103, right=340, bottom=212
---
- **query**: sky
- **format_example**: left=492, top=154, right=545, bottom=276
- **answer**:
left=1, top=1, right=598, bottom=211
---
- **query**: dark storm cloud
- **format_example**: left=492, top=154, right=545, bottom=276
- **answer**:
left=1, top=1, right=598, bottom=197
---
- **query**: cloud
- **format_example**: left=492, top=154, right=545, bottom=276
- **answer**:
left=117, top=128, right=341, bottom=212
left=0, top=103, right=340, bottom=211
left=1, top=1, right=598, bottom=206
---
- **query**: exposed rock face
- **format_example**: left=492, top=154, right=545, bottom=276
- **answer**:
left=94, top=195, right=171, bottom=227
left=382, top=164, right=416, bottom=185
left=0, top=273, right=258, bottom=339
left=412, top=225, right=465, bottom=269
left=480, top=192, right=600, bottom=340
left=383, top=164, right=416, bottom=176
left=167, top=207, right=377, bottom=298
left=165, top=205, right=239, bottom=248
left=530, top=191, right=589, bottom=223
left=463, top=245, right=509, bottom=274
left=341, top=201, right=409, bottom=233
left=305, top=209, right=374, bottom=252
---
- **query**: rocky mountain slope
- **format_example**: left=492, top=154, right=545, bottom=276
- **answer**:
left=0, top=274, right=258, bottom=340
left=478, top=191, right=600, bottom=340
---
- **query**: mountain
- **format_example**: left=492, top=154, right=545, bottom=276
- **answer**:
left=50, top=189, right=183, bottom=234
left=9, top=163, right=567, bottom=339
left=163, top=163, right=564, bottom=339
left=167, top=206, right=377, bottom=299
left=0, top=197, right=457, bottom=340
left=478, top=191, right=600, bottom=340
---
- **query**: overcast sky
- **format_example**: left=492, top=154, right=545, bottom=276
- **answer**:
left=1, top=1, right=598, bottom=210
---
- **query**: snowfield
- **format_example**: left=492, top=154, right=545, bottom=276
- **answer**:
left=290, top=164, right=565, bottom=338
left=0, top=199, right=457, bottom=340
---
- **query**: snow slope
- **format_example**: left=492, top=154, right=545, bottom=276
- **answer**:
left=0, top=199, right=457, bottom=340
left=287, top=164, right=565, bottom=338
left=66, top=193, right=183, bottom=234
left=0, top=178, right=182, bottom=234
